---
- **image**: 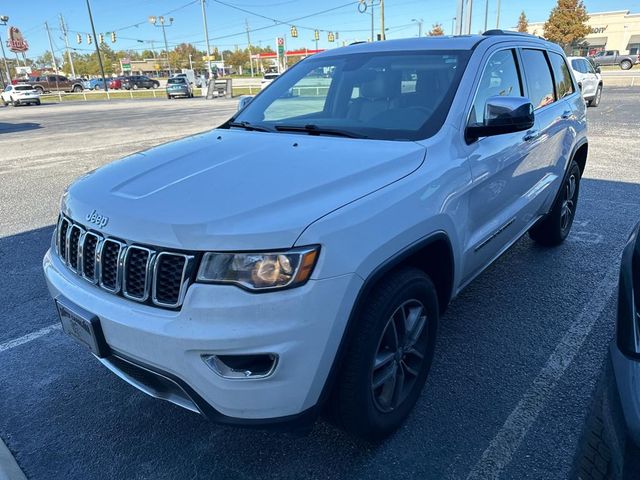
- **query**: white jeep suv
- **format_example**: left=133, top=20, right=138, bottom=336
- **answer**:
left=44, top=31, right=588, bottom=440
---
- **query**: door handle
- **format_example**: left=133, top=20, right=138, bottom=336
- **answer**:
left=561, top=110, right=571, bottom=119
left=523, top=130, right=539, bottom=142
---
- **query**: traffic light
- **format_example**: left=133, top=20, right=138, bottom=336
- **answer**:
left=328, top=32, right=335, bottom=42
left=110, top=31, right=116, bottom=43
left=314, top=30, right=319, bottom=41
left=99, top=33, right=104, bottom=44
left=290, top=26, right=298, bottom=38
left=76, top=33, right=82, bottom=44
left=87, top=34, right=92, bottom=44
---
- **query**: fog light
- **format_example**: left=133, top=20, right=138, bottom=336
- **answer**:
left=202, top=354, right=278, bottom=379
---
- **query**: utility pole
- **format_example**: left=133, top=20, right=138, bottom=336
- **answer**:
left=0, top=15, right=11, bottom=87
left=463, top=0, right=473, bottom=35
left=496, top=0, right=501, bottom=28
left=455, top=0, right=464, bottom=35
left=86, top=0, right=108, bottom=91
left=484, top=0, right=489, bottom=32
left=59, top=14, right=76, bottom=78
left=245, top=18, right=254, bottom=77
left=149, top=16, right=173, bottom=76
left=380, top=0, right=385, bottom=40
left=44, top=22, right=59, bottom=74
left=200, top=0, right=213, bottom=78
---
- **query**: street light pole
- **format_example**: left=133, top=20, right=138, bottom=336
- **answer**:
left=245, top=18, right=254, bottom=77
left=0, top=16, right=11, bottom=87
left=200, top=0, right=213, bottom=78
left=149, top=16, right=173, bottom=76
left=86, top=0, right=108, bottom=92
left=44, top=21, right=59, bottom=74
left=411, top=18, right=423, bottom=37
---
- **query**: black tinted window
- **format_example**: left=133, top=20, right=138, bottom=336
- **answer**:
left=521, top=49, right=555, bottom=109
left=470, top=49, right=522, bottom=126
left=549, top=53, right=575, bottom=99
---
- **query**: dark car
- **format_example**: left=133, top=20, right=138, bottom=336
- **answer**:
left=28, top=75, right=84, bottom=93
left=122, top=75, right=160, bottom=90
left=573, top=222, right=640, bottom=479
left=166, top=77, right=193, bottom=99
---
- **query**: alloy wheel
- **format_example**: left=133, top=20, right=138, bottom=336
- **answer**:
left=371, top=299, right=429, bottom=413
left=561, top=174, right=577, bottom=232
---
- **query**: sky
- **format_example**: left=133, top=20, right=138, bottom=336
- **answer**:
left=3, top=0, right=640, bottom=60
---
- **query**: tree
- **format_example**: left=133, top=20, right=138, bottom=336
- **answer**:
left=428, top=23, right=444, bottom=36
left=543, top=0, right=590, bottom=50
left=517, top=11, right=529, bottom=33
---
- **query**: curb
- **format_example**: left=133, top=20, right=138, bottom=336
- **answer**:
left=0, top=438, right=26, bottom=480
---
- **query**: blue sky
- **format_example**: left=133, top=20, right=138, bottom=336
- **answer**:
left=5, top=0, right=640, bottom=59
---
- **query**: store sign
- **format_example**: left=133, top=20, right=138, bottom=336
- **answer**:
left=277, top=37, right=285, bottom=56
left=7, top=26, right=29, bottom=53
left=590, top=26, right=608, bottom=34
left=121, top=58, right=131, bottom=71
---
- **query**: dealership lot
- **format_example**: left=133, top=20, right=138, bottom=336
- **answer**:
left=1, top=89, right=640, bottom=479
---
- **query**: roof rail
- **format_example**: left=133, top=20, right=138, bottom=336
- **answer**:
left=482, top=29, right=545, bottom=40
left=349, top=41, right=367, bottom=46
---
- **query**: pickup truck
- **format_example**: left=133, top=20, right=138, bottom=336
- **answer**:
left=589, top=50, right=640, bottom=70
left=28, top=75, right=84, bottom=93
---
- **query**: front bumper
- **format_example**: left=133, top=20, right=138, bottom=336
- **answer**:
left=43, top=248, right=362, bottom=422
left=610, top=342, right=640, bottom=447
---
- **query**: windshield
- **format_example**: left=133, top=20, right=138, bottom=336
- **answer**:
left=168, top=78, right=186, bottom=84
left=232, top=50, right=469, bottom=141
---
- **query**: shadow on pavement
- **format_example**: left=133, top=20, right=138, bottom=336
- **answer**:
left=0, top=122, right=42, bottom=134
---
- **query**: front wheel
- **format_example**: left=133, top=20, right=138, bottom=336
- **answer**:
left=529, top=160, right=581, bottom=246
left=133, top=84, right=138, bottom=90
left=620, top=59, right=632, bottom=70
left=588, top=85, right=602, bottom=107
left=72, top=85, right=82, bottom=93
left=331, top=267, right=439, bottom=440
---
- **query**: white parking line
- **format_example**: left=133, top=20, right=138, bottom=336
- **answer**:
left=0, top=324, right=61, bottom=354
left=466, top=265, right=619, bottom=480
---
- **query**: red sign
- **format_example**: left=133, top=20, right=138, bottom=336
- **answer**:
left=277, top=37, right=284, bottom=46
left=7, top=26, right=29, bottom=53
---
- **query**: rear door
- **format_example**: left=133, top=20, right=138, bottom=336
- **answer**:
left=520, top=48, right=575, bottom=217
left=582, top=59, right=600, bottom=96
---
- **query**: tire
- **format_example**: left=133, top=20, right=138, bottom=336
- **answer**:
left=35, top=100, right=41, bottom=106
left=620, top=60, right=632, bottom=70
left=529, top=160, right=581, bottom=246
left=72, top=85, right=82, bottom=93
left=588, top=85, right=602, bottom=107
left=1, top=98, right=7, bottom=106
left=331, top=267, right=439, bottom=440
left=167, top=95, right=171, bottom=99
left=35, top=86, right=44, bottom=94
left=133, top=84, right=138, bottom=90
left=153, top=82, right=159, bottom=89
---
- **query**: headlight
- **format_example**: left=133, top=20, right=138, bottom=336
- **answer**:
left=196, top=246, right=319, bottom=291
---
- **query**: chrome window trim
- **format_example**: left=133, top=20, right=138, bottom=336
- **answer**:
left=152, top=252, right=194, bottom=308
left=122, top=245, right=155, bottom=302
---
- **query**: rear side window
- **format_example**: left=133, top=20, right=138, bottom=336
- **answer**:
left=548, top=53, right=575, bottom=99
left=571, top=59, right=584, bottom=73
left=469, top=49, right=522, bottom=126
left=521, top=49, right=555, bottom=109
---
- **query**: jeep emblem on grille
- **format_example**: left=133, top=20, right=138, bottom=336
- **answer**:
left=86, top=209, right=109, bottom=228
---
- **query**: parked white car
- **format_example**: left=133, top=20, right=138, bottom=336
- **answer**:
left=568, top=56, right=603, bottom=107
left=260, top=72, right=279, bottom=90
left=1, top=83, right=41, bottom=106
left=44, top=31, right=588, bottom=440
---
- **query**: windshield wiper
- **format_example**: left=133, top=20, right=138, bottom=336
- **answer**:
left=274, top=124, right=367, bottom=139
left=227, top=121, right=272, bottom=132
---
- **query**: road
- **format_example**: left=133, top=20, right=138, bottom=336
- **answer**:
left=1, top=90, right=639, bottom=479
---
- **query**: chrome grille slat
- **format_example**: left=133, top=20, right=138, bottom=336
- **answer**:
left=54, top=215, right=191, bottom=309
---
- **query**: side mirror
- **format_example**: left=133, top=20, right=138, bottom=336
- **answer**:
left=595, top=66, right=601, bottom=74
left=237, top=95, right=254, bottom=111
left=465, top=96, right=535, bottom=142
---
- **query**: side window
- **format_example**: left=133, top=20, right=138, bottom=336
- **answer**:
left=4, top=86, right=11, bottom=92
left=549, top=53, right=575, bottom=99
left=521, top=49, right=555, bottom=109
left=584, top=60, right=596, bottom=74
left=48, top=76, right=57, bottom=82
left=469, top=49, right=522, bottom=126
left=571, top=59, right=584, bottom=73
left=58, top=76, right=68, bottom=82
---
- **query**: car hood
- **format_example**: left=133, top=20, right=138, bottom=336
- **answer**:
left=63, top=129, right=425, bottom=250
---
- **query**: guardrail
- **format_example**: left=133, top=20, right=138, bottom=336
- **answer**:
left=603, top=76, right=640, bottom=87
left=39, top=88, right=208, bottom=103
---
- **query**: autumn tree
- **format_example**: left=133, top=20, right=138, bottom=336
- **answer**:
left=543, top=0, right=590, bottom=50
left=428, top=23, right=444, bottom=36
left=517, top=11, right=529, bottom=32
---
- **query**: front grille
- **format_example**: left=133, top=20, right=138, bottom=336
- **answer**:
left=55, top=215, right=194, bottom=309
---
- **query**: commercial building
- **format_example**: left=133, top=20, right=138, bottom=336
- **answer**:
left=527, top=10, right=640, bottom=56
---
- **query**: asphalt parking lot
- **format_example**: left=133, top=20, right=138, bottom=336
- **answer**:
left=1, top=90, right=640, bottom=479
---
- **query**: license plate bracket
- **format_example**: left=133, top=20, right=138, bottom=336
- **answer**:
left=56, top=297, right=109, bottom=358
